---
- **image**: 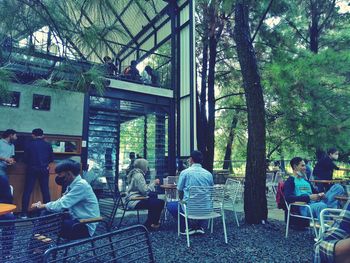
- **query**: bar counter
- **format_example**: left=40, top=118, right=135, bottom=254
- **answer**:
left=7, top=162, right=61, bottom=212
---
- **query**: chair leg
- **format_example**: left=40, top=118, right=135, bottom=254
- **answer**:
left=233, top=202, right=240, bottom=227
left=285, top=210, right=290, bottom=238
left=185, top=216, right=190, bottom=248
left=211, top=217, right=214, bottom=233
left=207, top=219, right=211, bottom=229
left=178, top=211, right=180, bottom=237
left=118, top=209, right=127, bottom=229
left=234, top=210, right=240, bottom=227
left=222, top=212, right=228, bottom=244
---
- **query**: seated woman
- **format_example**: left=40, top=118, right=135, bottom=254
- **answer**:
left=126, top=158, right=164, bottom=230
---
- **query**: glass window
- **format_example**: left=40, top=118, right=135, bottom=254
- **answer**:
left=0, top=91, right=20, bottom=108
left=32, top=94, right=51, bottom=111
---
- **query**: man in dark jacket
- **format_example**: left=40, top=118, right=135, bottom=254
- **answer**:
left=284, top=157, right=344, bottom=220
left=22, top=128, right=53, bottom=217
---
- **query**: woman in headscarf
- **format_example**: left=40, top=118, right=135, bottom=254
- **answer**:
left=126, top=158, right=164, bottom=230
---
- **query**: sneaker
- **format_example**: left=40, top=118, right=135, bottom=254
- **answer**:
left=19, top=213, right=28, bottom=219
left=180, top=228, right=196, bottom=235
left=195, top=227, right=205, bottom=234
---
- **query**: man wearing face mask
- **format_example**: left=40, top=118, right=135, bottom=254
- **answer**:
left=284, top=157, right=345, bottom=221
left=313, top=148, right=350, bottom=192
left=31, top=159, right=100, bottom=240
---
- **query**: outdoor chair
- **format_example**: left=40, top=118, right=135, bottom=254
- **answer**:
left=178, top=186, right=228, bottom=247
left=284, top=195, right=319, bottom=239
left=266, top=172, right=276, bottom=197
left=98, top=176, right=148, bottom=229
left=43, top=225, right=155, bottom=263
left=319, top=208, right=343, bottom=239
left=163, top=176, right=179, bottom=200
left=0, top=212, right=64, bottom=262
left=222, top=178, right=241, bottom=227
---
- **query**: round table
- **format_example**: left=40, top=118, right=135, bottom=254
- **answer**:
left=0, top=203, right=16, bottom=215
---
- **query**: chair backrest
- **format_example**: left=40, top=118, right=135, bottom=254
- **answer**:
left=319, top=208, right=343, bottom=238
left=166, top=176, right=179, bottom=185
left=43, top=225, right=155, bottom=263
left=224, top=178, right=241, bottom=204
left=274, top=172, right=284, bottom=184
left=266, top=172, right=275, bottom=184
left=0, top=213, right=63, bottom=262
left=186, top=186, right=223, bottom=216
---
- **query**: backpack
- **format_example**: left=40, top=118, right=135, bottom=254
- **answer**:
left=276, top=181, right=286, bottom=210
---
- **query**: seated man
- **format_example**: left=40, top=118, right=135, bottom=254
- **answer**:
left=167, top=150, right=213, bottom=235
left=31, top=159, right=100, bottom=240
left=284, top=157, right=345, bottom=220
left=314, top=202, right=350, bottom=263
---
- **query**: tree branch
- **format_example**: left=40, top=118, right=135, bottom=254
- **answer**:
left=267, top=134, right=297, bottom=158
left=215, top=92, right=245, bottom=102
left=215, top=106, right=247, bottom=112
left=251, top=0, right=274, bottom=43
left=285, top=18, right=310, bottom=44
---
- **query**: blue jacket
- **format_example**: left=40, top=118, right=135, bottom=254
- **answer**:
left=283, top=176, right=318, bottom=204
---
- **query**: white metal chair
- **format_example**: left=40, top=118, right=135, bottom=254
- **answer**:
left=266, top=172, right=276, bottom=197
left=319, top=208, right=343, bottom=239
left=223, top=178, right=241, bottom=226
left=163, top=176, right=179, bottom=200
left=178, top=186, right=228, bottom=247
left=284, top=196, right=319, bottom=239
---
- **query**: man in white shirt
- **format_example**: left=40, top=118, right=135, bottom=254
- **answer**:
left=167, top=151, right=213, bottom=235
left=32, top=159, right=100, bottom=239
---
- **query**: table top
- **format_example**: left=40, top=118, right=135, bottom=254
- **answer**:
left=0, top=203, right=16, bottom=215
left=160, top=184, right=177, bottom=189
left=309, top=179, right=347, bottom=184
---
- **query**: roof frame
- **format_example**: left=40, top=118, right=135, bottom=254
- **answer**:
left=115, top=4, right=170, bottom=60
left=104, top=0, right=137, bottom=45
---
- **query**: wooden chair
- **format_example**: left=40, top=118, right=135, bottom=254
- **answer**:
left=43, top=225, right=155, bottom=263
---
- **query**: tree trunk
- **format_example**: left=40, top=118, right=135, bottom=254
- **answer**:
left=197, top=6, right=209, bottom=157
left=233, top=2, right=268, bottom=224
left=223, top=116, right=238, bottom=172
left=205, top=33, right=218, bottom=172
left=309, top=1, right=319, bottom=53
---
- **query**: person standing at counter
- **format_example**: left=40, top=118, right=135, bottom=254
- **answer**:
left=0, top=129, right=17, bottom=178
left=21, top=128, right=53, bottom=217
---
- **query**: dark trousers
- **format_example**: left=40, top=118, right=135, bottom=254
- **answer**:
left=61, top=218, right=90, bottom=240
left=0, top=213, right=16, bottom=257
left=22, top=167, right=50, bottom=213
left=135, top=198, right=165, bottom=226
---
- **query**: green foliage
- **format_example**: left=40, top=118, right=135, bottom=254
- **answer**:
left=35, top=66, right=105, bottom=95
left=0, top=67, right=14, bottom=100
left=264, top=49, right=350, bottom=156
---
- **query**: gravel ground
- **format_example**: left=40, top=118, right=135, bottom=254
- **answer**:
left=145, top=213, right=315, bottom=263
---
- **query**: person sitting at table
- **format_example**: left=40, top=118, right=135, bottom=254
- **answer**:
left=284, top=157, right=345, bottom=221
left=313, top=148, right=350, bottom=192
left=126, top=158, right=164, bottom=230
left=314, top=201, right=350, bottom=263
left=31, top=159, right=100, bottom=240
left=167, top=150, right=214, bottom=235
